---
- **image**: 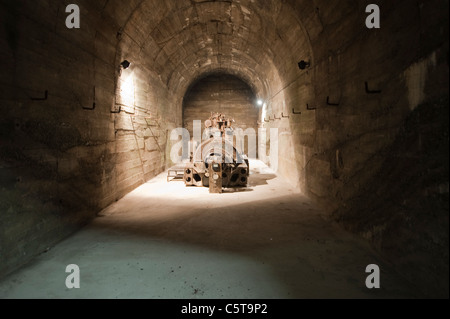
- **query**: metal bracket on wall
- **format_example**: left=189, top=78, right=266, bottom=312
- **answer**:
left=30, top=90, right=48, bottom=101
left=110, top=105, right=122, bottom=114
left=365, top=81, right=382, bottom=94
left=274, top=114, right=281, bottom=120
left=264, top=118, right=269, bottom=123
left=326, top=96, right=340, bottom=106
left=82, top=86, right=96, bottom=110
left=292, top=108, right=302, bottom=115
left=269, top=116, right=275, bottom=122
left=83, top=102, right=96, bottom=110
left=307, top=104, right=317, bottom=110
left=281, top=112, right=290, bottom=118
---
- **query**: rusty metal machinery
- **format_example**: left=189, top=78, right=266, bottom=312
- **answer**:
left=183, top=113, right=249, bottom=193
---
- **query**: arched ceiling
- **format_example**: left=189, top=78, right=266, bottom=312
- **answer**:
left=114, top=0, right=314, bottom=103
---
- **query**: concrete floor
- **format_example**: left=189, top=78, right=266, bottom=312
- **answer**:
left=0, top=160, right=417, bottom=299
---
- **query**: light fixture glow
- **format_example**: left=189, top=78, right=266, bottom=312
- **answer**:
left=257, top=99, right=264, bottom=106
left=119, top=72, right=135, bottom=106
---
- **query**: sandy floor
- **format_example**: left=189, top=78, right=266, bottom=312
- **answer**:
left=0, top=160, right=417, bottom=299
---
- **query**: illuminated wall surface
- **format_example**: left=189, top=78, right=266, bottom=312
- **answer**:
left=0, top=1, right=448, bottom=299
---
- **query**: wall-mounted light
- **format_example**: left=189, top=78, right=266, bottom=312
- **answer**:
left=298, top=60, right=310, bottom=70
left=120, top=60, right=131, bottom=69
left=257, top=99, right=264, bottom=106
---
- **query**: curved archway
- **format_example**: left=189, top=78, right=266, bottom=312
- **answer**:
left=114, top=0, right=314, bottom=102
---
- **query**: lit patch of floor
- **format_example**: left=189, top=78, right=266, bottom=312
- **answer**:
left=0, top=160, right=416, bottom=299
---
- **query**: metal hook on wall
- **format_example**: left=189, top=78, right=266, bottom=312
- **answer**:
left=274, top=114, right=281, bottom=120
left=307, top=104, right=317, bottom=110
left=292, top=108, right=302, bottom=115
left=30, top=90, right=48, bottom=101
left=82, top=102, right=96, bottom=110
left=82, top=86, right=96, bottom=110
left=281, top=112, right=290, bottom=118
left=326, top=96, right=340, bottom=106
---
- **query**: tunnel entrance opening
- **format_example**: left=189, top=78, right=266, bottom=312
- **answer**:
left=183, top=73, right=260, bottom=159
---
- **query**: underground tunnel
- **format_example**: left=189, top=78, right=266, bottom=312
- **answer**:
left=0, top=0, right=448, bottom=299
